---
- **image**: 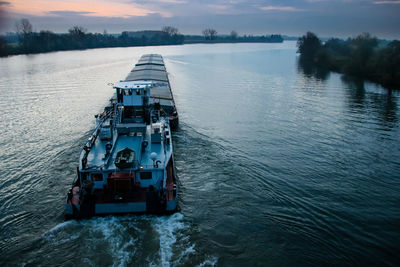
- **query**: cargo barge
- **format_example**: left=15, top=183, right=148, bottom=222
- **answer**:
left=129, top=54, right=178, bottom=129
left=65, top=54, right=178, bottom=219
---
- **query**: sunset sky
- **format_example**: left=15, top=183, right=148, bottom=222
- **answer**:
left=0, top=0, right=399, bottom=38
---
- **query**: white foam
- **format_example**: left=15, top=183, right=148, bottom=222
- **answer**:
left=42, top=214, right=215, bottom=267
left=82, top=257, right=96, bottom=267
left=197, top=256, right=218, bottom=267
left=172, top=243, right=196, bottom=265
left=44, top=216, right=139, bottom=265
left=88, top=216, right=138, bottom=267
left=42, top=220, right=80, bottom=244
left=153, top=213, right=192, bottom=267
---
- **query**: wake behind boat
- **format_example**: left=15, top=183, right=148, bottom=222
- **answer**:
left=65, top=54, right=178, bottom=219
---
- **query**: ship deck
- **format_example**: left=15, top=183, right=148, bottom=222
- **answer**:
left=85, top=123, right=172, bottom=171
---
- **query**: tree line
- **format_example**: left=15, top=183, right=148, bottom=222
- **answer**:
left=0, top=19, right=184, bottom=57
left=192, top=28, right=282, bottom=43
left=297, top=32, right=400, bottom=89
left=0, top=19, right=283, bottom=57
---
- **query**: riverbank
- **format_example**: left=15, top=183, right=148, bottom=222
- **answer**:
left=183, top=34, right=283, bottom=44
left=0, top=24, right=283, bottom=58
left=297, top=32, right=400, bottom=90
left=0, top=29, right=185, bottom=57
left=0, top=34, right=283, bottom=58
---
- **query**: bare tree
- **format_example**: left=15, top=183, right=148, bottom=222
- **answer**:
left=202, top=28, right=218, bottom=40
left=15, top=18, right=32, bottom=36
left=230, top=30, right=238, bottom=40
left=15, top=18, right=33, bottom=48
left=68, top=26, right=87, bottom=37
left=209, top=29, right=217, bottom=40
left=162, top=26, right=179, bottom=36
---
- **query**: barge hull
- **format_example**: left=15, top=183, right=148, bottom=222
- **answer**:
left=65, top=199, right=177, bottom=216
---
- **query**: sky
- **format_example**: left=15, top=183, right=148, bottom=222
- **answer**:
left=0, top=0, right=399, bottom=38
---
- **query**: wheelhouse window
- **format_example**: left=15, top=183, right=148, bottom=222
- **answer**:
left=140, top=172, right=152, bottom=179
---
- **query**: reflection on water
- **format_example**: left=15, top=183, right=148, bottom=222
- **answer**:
left=297, top=57, right=398, bottom=131
left=1, top=42, right=400, bottom=266
left=297, top=57, right=330, bottom=81
left=342, top=75, right=398, bottom=129
left=342, top=75, right=366, bottom=106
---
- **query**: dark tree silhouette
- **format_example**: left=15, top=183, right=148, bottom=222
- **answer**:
left=162, top=26, right=179, bottom=36
left=161, top=26, right=184, bottom=44
left=68, top=26, right=87, bottom=37
left=345, top=33, right=378, bottom=76
left=15, top=18, right=32, bottom=36
left=297, top=31, right=400, bottom=89
left=202, top=28, right=218, bottom=40
left=0, top=37, right=8, bottom=56
left=1, top=23, right=187, bottom=57
left=230, top=30, right=238, bottom=40
left=297, top=32, right=322, bottom=60
left=15, top=18, right=33, bottom=51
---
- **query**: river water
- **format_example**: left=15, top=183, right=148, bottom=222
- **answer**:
left=0, top=42, right=399, bottom=266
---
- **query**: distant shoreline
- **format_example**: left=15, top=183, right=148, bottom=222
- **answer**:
left=0, top=27, right=284, bottom=58
left=0, top=39, right=285, bottom=58
left=0, top=39, right=284, bottom=58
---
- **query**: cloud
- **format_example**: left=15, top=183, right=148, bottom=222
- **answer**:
left=259, top=6, right=306, bottom=12
left=0, top=1, right=10, bottom=5
left=206, top=4, right=229, bottom=10
left=4, top=0, right=155, bottom=18
left=151, top=0, right=187, bottom=3
left=205, top=4, right=231, bottom=14
left=47, top=10, right=95, bottom=16
left=373, top=0, right=400, bottom=3
left=133, top=0, right=186, bottom=3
